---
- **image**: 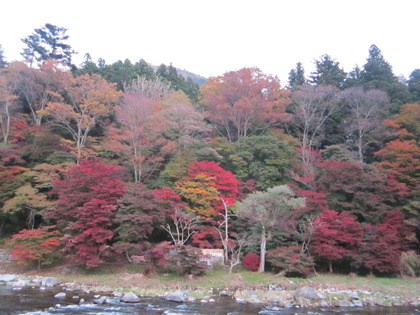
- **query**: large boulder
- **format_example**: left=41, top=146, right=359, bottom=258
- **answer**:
left=121, top=292, right=140, bottom=303
left=42, top=277, right=58, bottom=287
left=54, top=292, right=66, bottom=298
left=165, top=290, right=187, bottom=303
left=0, top=274, right=17, bottom=282
left=294, top=287, right=325, bottom=300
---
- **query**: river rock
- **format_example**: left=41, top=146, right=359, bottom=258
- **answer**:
left=338, top=299, right=351, bottom=307
left=165, top=290, right=187, bottom=303
left=42, top=277, right=58, bottom=287
left=352, top=299, right=364, bottom=307
left=348, top=292, right=360, bottom=300
left=121, top=292, right=140, bottom=303
left=268, top=283, right=282, bottom=291
left=93, top=296, right=107, bottom=304
left=247, top=295, right=263, bottom=304
left=0, top=274, right=17, bottom=282
left=54, top=292, right=66, bottom=298
left=294, top=287, right=325, bottom=300
left=11, top=280, right=29, bottom=287
left=112, top=291, right=123, bottom=297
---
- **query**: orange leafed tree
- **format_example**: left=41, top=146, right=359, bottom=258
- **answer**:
left=47, top=73, right=120, bottom=163
left=8, top=60, right=68, bottom=126
left=201, top=67, right=290, bottom=142
left=374, top=139, right=420, bottom=189
left=377, top=103, right=420, bottom=188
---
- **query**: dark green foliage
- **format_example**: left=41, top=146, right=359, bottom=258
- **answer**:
left=360, top=45, right=411, bottom=107
left=76, top=57, right=157, bottom=91
left=0, top=44, right=7, bottom=68
left=101, top=59, right=156, bottom=91
left=310, top=54, right=347, bottom=88
left=408, top=69, right=420, bottom=102
left=156, top=63, right=201, bottom=103
left=267, top=246, right=314, bottom=277
left=21, top=23, right=76, bottom=67
left=44, top=151, right=75, bottom=165
left=321, top=145, right=354, bottom=162
left=343, top=66, right=363, bottom=88
left=288, top=62, right=306, bottom=89
left=232, top=135, right=297, bottom=190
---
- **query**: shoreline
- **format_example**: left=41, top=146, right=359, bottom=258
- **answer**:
left=1, top=271, right=420, bottom=310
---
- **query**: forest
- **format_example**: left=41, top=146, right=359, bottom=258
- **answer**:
left=0, top=23, right=419, bottom=277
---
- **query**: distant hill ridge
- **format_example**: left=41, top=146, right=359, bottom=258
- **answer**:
left=151, top=64, right=206, bottom=86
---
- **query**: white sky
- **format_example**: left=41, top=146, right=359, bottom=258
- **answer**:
left=1, top=0, right=419, bottom=85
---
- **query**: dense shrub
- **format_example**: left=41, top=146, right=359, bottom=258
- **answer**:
left=267, top=246, right=314, bottom=278
left=243, top=253, right=260, bottom=271
left=167, top=245, right=207, bottom=276
left=8, top=226, right=62, bottom=269
left=400, top=251, right=420, bottom=277
left=144, top=242, right=207, bottom=276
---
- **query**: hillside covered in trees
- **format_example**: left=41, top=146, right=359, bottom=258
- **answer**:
left=0, top=24, right=419, bottom=277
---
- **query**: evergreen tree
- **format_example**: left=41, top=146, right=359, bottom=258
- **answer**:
left=343, top=66, right=363, bottom=88
left=96, top=59, right=156, bottom=91
left=360, top=45, right=411, bottom=107
left=74, top=53, right=99, bottom=75
left=288, top=62, right=306, bottom=89
left=21, top=23, right=76, bottom=67
left=408, top=69, right=420, bottom=102
left=156, top=63, right=200, bottom=103
left=0, top=45, right=6, bottom=68
left=310, top=54, right=347, bottom=88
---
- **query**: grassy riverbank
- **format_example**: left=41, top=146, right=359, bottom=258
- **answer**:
left=1, top=246, right=419, bottom=302
left=9, top=263, right=418, bottom=300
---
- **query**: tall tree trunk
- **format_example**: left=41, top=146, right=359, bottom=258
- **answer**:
left=329, top=260, right=333, bottom=273
left=358, top=132, right=364, bottom=163
left=258, top=226, right=266, bottom=273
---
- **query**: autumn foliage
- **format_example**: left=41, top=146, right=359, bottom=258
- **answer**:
left=243, top=253, right=260, bottom=271
left=9, top=226, right=61, bottom=269
left=51, top=158, right=126, bottom=267
left=311, top=210, right=363, bottom=273
left=0, top=39, right=419, bottom=277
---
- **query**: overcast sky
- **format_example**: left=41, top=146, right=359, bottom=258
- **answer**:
left=1, top=0, right=419, bottom=84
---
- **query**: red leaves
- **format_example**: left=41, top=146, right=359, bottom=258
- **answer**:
left=243, top=253, right=260, bottom=271
left=52, top=158, right=126, bottom=267
left=186, top=160, right=239, bottom=208
left=311, top=210, right=362, bottom=270
left=357, top=210, right=410, bottom=274
left=9, top=226, right=61, bottom=267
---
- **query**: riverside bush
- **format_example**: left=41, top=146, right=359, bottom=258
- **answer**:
left=243, top=253, right=260, bottom=271
left=267, top=246, right=314, bottom=277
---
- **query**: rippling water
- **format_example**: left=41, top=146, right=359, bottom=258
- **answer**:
left=0, top=286, right=418, bottom=315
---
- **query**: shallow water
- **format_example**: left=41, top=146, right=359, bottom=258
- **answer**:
left=0, top=286, right=419, bottom=315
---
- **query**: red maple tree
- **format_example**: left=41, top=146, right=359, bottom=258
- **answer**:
left=51, top=158, right=126, bottom=267
left=311, top=209, right=363, bottom=273
left=356, top=210, right=411, bottom=274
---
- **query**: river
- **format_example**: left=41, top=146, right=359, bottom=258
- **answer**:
left=0, top=286, right=419, bottom=315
